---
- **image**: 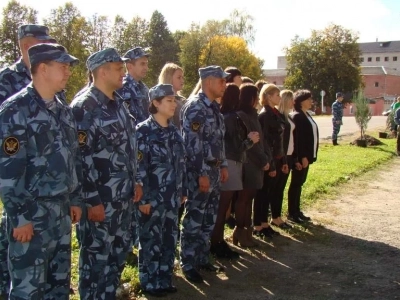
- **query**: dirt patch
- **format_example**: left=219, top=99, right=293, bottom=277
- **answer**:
left=350, top=134, right=385, bottom=146
left=132, top=159, right=400, bottom=300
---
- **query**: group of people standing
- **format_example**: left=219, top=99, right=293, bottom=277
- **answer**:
left=0, top=23, right=321, bottom=300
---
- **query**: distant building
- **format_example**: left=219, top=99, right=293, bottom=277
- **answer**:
left=264, top=40, right=400, bottom=106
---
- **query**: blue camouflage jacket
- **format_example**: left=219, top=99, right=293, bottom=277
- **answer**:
left=0, top=58, right=31, bottom=104
left=332, top=100, right=344, bottom=121
left=117, top=74, right=150, bottom=124
left=70, top=86, right=138, bottom=207
left=136, top=116, right=186, bottom=208
left=180, top=92, right=227, bottom=177
left=0, top=84, right=83, bottom=228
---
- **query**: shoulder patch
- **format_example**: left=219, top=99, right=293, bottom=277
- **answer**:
left=191, top=122, right=201, bottom=132
left=78, top=131, right=87, bottom=147
left=137, top=151, right=143, bottom=162
left=3, top=137, right=19, bottom=156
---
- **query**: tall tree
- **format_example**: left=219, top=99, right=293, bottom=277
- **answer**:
left=43, top=2, right=90, bottom=101
left=200, top=36, right=263, bottom=82
left=284, top=24, right=362, bottom=107
left=87, top=14, right=110, bottom=53
left=0, top=0, right=37, bottom=66
left=109, top=15, right=128, bottom=54
left=146, top=10, right=178, bottom=86
left=226, top=9, right=255, bottom=44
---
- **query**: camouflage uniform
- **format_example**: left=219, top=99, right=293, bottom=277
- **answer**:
left=0, top=24, right=56, bottom=296
left=117, top=47, right=150, bottom=125
left=180, top=66, right=228, bottom=272
left=332, top=92, right=344, bottom=142
left=135, top=84, right=186, bottom=293
left=0, top=42, right=81, bottom=300
left=70, top=48, right=138, bottom=300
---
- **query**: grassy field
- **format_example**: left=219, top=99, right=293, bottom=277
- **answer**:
left=1, top=131, right=397, bottom=299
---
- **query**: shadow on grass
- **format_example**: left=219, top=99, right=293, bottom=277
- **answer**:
left=144, top=224, right=400, bottom=300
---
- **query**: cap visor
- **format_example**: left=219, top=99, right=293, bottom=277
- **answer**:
left=55, top=53, right=80, bottom=66
left=35, top=35, right=56, bottom=42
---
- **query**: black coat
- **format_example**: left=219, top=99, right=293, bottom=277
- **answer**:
left=258, top=105, right=286, bottom=171
left=237, top=108, right=270, bottom=189
left=290, top=110, right=319, bottom=164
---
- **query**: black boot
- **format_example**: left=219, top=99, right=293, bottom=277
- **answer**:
left=333, top=139, right=338, bottom=146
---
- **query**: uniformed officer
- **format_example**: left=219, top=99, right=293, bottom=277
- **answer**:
left=0, top=25, right=56, bottom=295
left=332, top=92, right=344, bottom=145
left=180, top=66, right=229, bottom=283
left=0, top=43, right=82, bottom=300
left=118, top=47, right=151, bottom=124
left=136, top=84, right=186, bottom=297
left=70, top=48, right=143, bottom=300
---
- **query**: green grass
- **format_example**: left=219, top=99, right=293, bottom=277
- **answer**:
left=1, top=132, right=397, bottom=299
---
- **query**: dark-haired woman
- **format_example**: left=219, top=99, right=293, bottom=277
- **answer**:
left=233, top=83, right=270, bottom=247
left=135, top=84, right=186, bottom=297
left=210, top=83, right=259, bottom=257
left=287, top=89, right=319, bottom=224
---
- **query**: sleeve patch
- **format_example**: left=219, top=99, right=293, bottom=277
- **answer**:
left=3, top=136, right=20, bottom=156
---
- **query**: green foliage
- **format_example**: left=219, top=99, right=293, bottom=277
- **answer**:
left=353, top=90, right=372, bottom=139
left=86, top=14, right=110, bottom=53
left=0, top=0, right=37, bottom=66
left=145, top=10, right=178, bottom=86
left=284, top=24, right=362, bottom=107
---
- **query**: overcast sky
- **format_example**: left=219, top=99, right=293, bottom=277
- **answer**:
left=2, top=0, right=400, bottom=69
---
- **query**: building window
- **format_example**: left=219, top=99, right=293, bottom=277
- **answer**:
left=385, top=57, right=389, bottom=61
left=360, top=57, right=364, bottom=62
left=374, top=82, right=379, bottom=87
left=394, top=56, right=398, bottom=61
left=368, top=57, right=372, bottom=62
left=376, top=57, right=380, bottom=62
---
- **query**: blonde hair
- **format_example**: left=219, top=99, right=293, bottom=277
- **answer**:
left=189, top=79, right=202, bottom=98
left=158, top=63, right=183, bottom=93
left=278, top=89, right=294, bottom=120
left=259, top=83, right=280, bottom=107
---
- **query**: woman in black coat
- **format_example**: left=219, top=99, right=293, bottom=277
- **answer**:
left=288, top=89, right=319, bottom=223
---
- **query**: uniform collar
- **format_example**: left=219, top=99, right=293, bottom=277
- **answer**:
left=90, top=85, right=118, bottom=105
left=199, top=92, right=214, bottom=107
left=126, top=74, right=140, bottom=86
left=14, top=58, right=31, bottom=79
left=26, top=83, right=66, bottom=111
left=149, top=114, right=175, bottom=131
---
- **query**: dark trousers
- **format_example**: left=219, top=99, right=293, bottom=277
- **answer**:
left=211, top=191, right=235, bottom=244
left=236, top=189, right=256, bottom=228
left=397, top=126, right=400, bottom=153
left=288, top=165, right=309, bottom=216
left=271, top=156, right=293, bottom=219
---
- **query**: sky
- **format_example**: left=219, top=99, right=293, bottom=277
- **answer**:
left=1, top=0, right=400, bottom=69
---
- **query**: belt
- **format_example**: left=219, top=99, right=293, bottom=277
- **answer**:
left=206, top=159, right=222, bottom=168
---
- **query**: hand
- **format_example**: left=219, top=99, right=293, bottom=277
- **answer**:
left=268, top=170, right=277, bottom=177
left=88, top=204, right=105, bottom=222
left=248, top=131, right=260, bottom=143
left=295, top=162, right=303, bottom=170
left=70, top=206, right=82, bottom=224
left=198, top=176, right=210, bottom=193
left=139, top=204, right=151, bottom=215
left=13, top=223, right=34, bottom=243
left=220, top=168, right=229, bottom=183
left=133, top=184, right=143, bottom=203
left=301, top=157, right=309, bottom=169
left=263, top=163, right=270, bottom=171
left=282, top=164, right=289, bottom=174
left=181, top=196, right=187, bottom=204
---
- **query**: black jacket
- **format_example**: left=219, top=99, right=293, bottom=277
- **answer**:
left=282, top=114, right=298, bottom=163
left=258, top=106, right=286, bottom=171
left=223, top=111, right=253, bottom=163
left=290, top=110, right=319, bottom=164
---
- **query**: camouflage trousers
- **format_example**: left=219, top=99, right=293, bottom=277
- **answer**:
left=136, top=202, right=179, bottom=291
left=0, top=211, right=9, bottom=295
left=78, top=200, right=132, bottom=300
left=180, top=170, right=220, bottom=271
left=130, top=211, right=138, bottom=248
left=7, top=198, right=72, bottom=300
left=332, top=122, right=341, bottom=140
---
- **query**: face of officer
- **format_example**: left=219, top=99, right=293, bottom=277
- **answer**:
left=206, top=76, right=227, bottom=100
left=153, top=95, right=177, bottom=119
left=102, top=62, right=125, bottom=91
left=40, top=61, right=72, bottom=93
left=127, top=56, right=149, bottom=81
left=172, top=69, right=184, bottom=93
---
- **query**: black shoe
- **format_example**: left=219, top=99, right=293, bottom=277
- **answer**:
left=265, top=226, right=280, bottom=236
left=270, top=221, right=292, bottom=229
left=287, top=215, right=304, bottom=224
left=161, top=285, right=178, bottom=293
left=143, top=288, right=168, bottom=297
left=299, top=212, right=311, bottom=221
left=253, top=228, right=273, bottom=238
left=211, top=241, right=240, bottom=259
left=199, top=262, right=222, bottom=272
left=183, top=268, right=203, bottom=283
left=225, top=216, right=236, bottom=229
left=333, top=139, right=339, bottom=146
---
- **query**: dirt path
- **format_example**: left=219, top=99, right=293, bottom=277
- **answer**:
left=140, top=158, right=400, bottom=300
